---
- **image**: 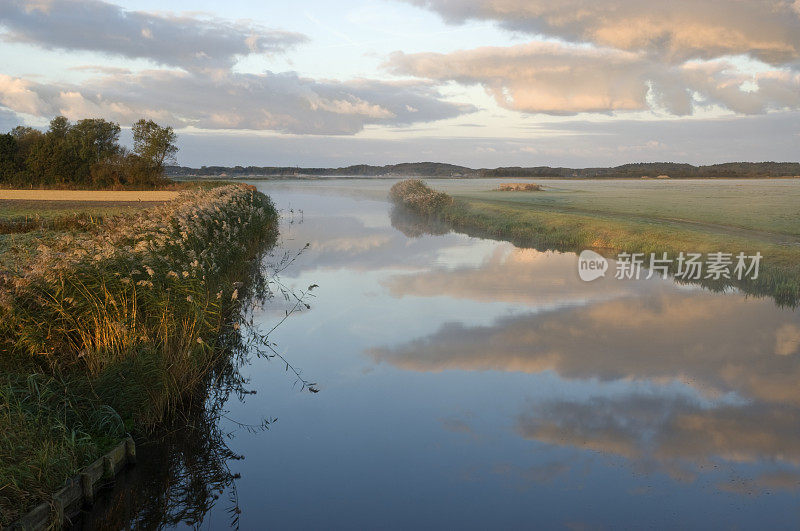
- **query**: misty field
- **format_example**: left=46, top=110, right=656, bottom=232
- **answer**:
left=438, top=178, right=800, bottom=238
left=391, top=178, right=800, bottom=306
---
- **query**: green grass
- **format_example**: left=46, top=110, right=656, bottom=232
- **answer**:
left=390, top=179, right=800, bottom=306
left=0, top=185, right=278, bottom=525
left=0, top=201, right=141, bottom=220
left=0, top=201, right=161, bottom=239
left=449, top=179, right=800, bottom=237
left=0, top=373, right=125, bottom=515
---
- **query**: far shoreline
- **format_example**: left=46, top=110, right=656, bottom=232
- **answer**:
left=173, top=174, right=800, bottom=181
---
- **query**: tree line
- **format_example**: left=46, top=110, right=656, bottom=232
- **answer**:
left=0, top=116, right=177, bottom=188
left=166, top=161, right=800, bottom=179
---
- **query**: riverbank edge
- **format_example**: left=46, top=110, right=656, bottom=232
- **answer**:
left=389, top=179, right=800, bottom=306
left=7, top=437, right=136, bottom=530
left=0, top=185, right=280, bottom=525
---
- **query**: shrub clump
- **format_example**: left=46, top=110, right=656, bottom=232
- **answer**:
left=497, top=183, right=542, bottom=191
left=389, top=179, right=453, bottom=216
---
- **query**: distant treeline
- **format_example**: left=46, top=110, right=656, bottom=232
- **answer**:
left=167, top=161, right=800, bottom=179
left=167, top=162, right=471, bottom=178
left=0, top=116, right=177, bottom=188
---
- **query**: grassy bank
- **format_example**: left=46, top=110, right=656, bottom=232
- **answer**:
left=0, top=184, right=278, bottom=524
left=389, top=179, right=800, bottom=306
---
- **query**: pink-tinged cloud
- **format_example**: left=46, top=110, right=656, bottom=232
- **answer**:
left=387, top=42, right=800, bottom=115
left=0, top=71, right=474, bottom=135
left=406, top=0, right=800, bottom=65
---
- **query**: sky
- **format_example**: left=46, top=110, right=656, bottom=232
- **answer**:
left=0, top=0, right=799, bottom=167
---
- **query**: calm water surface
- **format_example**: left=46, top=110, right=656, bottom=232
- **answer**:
left=83, top=179, right=800, bottom=529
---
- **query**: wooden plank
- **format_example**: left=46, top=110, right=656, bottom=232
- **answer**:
left=9, top=437, right=137, bottom=530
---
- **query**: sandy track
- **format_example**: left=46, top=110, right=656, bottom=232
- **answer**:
left=0, top=190, right=180, bottom=202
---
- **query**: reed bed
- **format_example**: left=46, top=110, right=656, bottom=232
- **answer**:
left=0, top=184, right=278, bottom=524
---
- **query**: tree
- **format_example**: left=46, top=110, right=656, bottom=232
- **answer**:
left=71, top=118, right=121, bottom=164
left=40, top=116, right=80, bottom=185
left=0, top=134, right=20, bottom=183
left=69, top=118, right=122, bottom=184
left=10, top=126, right=44, bottom=160
left=132, top=119, right=177, bottom=171
left=48, top=116, right=70, bottom=139
left=1, top=116, right=178, bottom=188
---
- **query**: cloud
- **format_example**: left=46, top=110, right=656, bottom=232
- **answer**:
left=0, top=71, right=473, bottom=134
left=438, top=416, right=475, bottom=435
left=513, top=392, right=800, bottom=494
left=405, top=0, right=800, bottom=65
left=382, top=246, right=658, bottom=305
left=243, top=213, right=468, bottom=277
left=154, top=111, right=800, bottom=166
left=0, top=107, right=20, bottom=131
left=775, top=323, right=800, bottom=356
left=368, top=289, right=800, bottom=407
left=492, top=461, right=570, bottom=486
left=516, top=395, right=800, bottom=480
left=387, top=42, right=800, bottom=115
left=0, top=0, right=308, bottom=72
left=388, top=43, right=657, bottom=115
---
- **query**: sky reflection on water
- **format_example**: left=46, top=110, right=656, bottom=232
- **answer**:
left=82, top=180, right=800, bottom=529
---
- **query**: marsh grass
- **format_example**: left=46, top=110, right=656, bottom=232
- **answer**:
left=0, top=373, right=125, bottom=516
left=0, top=184, right=280, bottom=524
left=389, top=179, right=800, bottom=307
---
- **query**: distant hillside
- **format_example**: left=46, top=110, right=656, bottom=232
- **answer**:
left=166, top=162, right=473, bottom=178
left=166, top=161, right=800, bottom=179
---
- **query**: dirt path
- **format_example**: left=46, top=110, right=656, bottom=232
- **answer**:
left=0, top=190, right=180, bottom=202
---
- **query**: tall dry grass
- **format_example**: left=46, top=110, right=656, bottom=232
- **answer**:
left=0, top=184, right=279, bottom=523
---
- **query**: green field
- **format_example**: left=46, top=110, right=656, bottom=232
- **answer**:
left=438, top=179, right=800, bottom=238
left=0, top=199, right=157, bottom=220
left=391, top=178, right=800, bottom=306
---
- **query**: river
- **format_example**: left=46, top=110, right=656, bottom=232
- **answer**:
left=73, top=179, right=800, bottom=529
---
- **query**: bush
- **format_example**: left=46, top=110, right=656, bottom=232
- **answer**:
left=388, top=179, right=453, bottom=216
left=497, top=183, right=542, bottom=191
